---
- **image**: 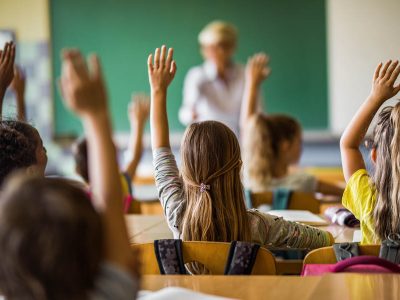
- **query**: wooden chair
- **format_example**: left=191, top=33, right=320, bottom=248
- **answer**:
left=138, top=200, right=163, bottom=215
left=132, top=241, right=276, bottom=275
left=249, top=191, right=321, bottom=214
left=303, top=245, right=381, bottom=264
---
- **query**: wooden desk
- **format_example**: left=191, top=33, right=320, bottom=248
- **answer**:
left=125, top=215, right=357, bottom=244
left=140, top=273, right=400, bottom=300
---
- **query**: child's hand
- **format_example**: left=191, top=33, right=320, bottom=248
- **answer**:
left=128, top=93, right=150, bottom=126
left=0, top=42, right=16, bottom=91
left=245, top=53, right=271, bottom=87
left=370, top=60, right=400, bottom=103
left=59, top=49, right=108, bottom=118
left=11, top=66, right=26, bottom=98
left=148, top=45, right=177, bottom=93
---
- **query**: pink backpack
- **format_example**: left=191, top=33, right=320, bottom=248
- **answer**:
left=302, top=256, right=400, bottom=276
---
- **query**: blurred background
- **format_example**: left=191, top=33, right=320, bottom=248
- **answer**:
left=0, top=0, right=399, bottom=177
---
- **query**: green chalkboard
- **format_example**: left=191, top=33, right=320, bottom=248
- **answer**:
left=50, top=0, right=327, bottom=136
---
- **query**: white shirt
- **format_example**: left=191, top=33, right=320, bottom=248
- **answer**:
left=179, top=61, right=247, bottom=135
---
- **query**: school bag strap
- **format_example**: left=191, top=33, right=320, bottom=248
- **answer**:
left=154, top=239, right=187, bottom=275
left=224, top=241, right=260, bottom=275
left=332, top=256, right=400, bottom=273
left=333, top=242, right=360, bottom=261
left=272, top=188, right=292, bottom=210
left=380, top=233, right=400, bottom=264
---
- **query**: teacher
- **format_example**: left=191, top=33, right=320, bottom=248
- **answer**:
left=179, top=21, right=261, bottom=135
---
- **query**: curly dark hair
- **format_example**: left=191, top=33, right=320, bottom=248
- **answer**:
left=0, top=121, right=38, bottom=186
left=0, top=175, right=103, bottom=299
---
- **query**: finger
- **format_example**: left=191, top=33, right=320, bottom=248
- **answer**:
left=6, top=43, right=16, bottom=70
left=160, top=45, right=166, bottom=68
left=263, top=67, right=271, bottom=78
left=1, top=43, right=9, bottom=64
left=373, top=62, right=383, bottom=80
left=380, top=60, right=392, bottom=78
left=384, top=60, right=398, bottom=80
left=71, top=50, right=89, bottom=77
left=389, top=64, right=400, bottom=85
left=166, top=48, right=173, bottom=70
left=147, top=54, right=153, bottom=73
left=154, top=48, right=160, bottom=68
left=394, top=84, right=400, bottom=95
left=88, top=54, right=103, bottom=80
left=170, top=60, right=177, bottom=77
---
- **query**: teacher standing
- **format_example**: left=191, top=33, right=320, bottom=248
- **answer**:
left=179, top=21, right=262, bottom=135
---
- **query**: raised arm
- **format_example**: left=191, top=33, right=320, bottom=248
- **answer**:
left=0, top=42, right=16, bottom=118
left=124, top=93, right=150, bottom=179
left=59, top=50, right=134, bottom=275
left=340, top=60, right=400, bottom=181
left=148, top=45, right=177, bottom=150
left=240, top=53, right=270, bottom=133
left=10, top=66, right=26, bottom=121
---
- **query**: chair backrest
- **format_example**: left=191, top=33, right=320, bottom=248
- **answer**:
left=303, top=245, right=381, bottom=264
left=250, top=191, right=320, bottom=214
left=132, top=241, right=276, bottom=275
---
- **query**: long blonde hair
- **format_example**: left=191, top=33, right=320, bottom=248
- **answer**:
left=372, top=102, right=400, bottom=240
left=243, top=114, right=301, bottom=191
left=180, top=121, right=251, bottom=242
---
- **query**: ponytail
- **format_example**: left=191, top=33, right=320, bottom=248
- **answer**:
left=243, top=115, right=275, bottom=191
left=389, top=104, right=400, bottom=233
left=373, top=102, right=400, bottom=240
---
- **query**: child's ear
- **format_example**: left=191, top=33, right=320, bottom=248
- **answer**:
left=370, top=147, right=377, bottom=164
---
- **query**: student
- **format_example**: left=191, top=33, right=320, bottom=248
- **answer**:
left=0, top=49, right=139, bottom=299
left=73, top=94, right=149, bottom=213
left=149, top=45, right=333, bottom=249
left=0, top=43, right=48, bottom=186
left=179, top=21, right=261, bottom=135
left=241, top=53, right=343, bottom=196
left=341, top=60, right=400, bottom=244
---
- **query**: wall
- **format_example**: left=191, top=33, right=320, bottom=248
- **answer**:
left=327, top=0, right=400, bottom=134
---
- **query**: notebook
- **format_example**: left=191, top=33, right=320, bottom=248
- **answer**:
left=268, top=210, right=329, bottom=226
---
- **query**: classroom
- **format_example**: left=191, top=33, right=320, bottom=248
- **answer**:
left=0, top=0, right=400, bottom=299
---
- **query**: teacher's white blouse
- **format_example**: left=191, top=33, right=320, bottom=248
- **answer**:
left=179, top=61, right=252, bottom=135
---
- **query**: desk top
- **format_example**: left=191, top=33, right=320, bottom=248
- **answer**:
left=140, top=273, right=400, bottom=300
left=125, top=215, right=357, bottom=244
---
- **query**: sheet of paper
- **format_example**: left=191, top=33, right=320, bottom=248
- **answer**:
left=138, top=287, right=236, bottom=300
left=352, top=230, right=362, bottom=242
left=267, top=210, right=328, bottom=226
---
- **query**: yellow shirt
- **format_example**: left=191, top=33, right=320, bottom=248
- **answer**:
left=342, top=169, right=377, bottom=244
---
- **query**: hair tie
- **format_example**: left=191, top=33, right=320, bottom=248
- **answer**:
left=200, top=183, right=210, bottom=193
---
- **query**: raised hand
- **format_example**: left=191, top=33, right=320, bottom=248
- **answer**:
left=148, top=45, right=177, bottom=93
left=11, top=66, right=26, bottom=98
left=245, top=52, right=271, bottom=87
left=11, top=66, right=26, bottom=121
left=59, top=49, right=107, bottom=118
left=128, top=93, right=150, bottom=126
left=0, top=42, right=16, bottom=91
left=370, top=60, right=400, bottom=103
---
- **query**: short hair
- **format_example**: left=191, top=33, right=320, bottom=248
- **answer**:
left=198, top=20, right=238, bottom=47
left=0, top=175, right=103, bottom=298
left=0, top=121, right=38, bottom=187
